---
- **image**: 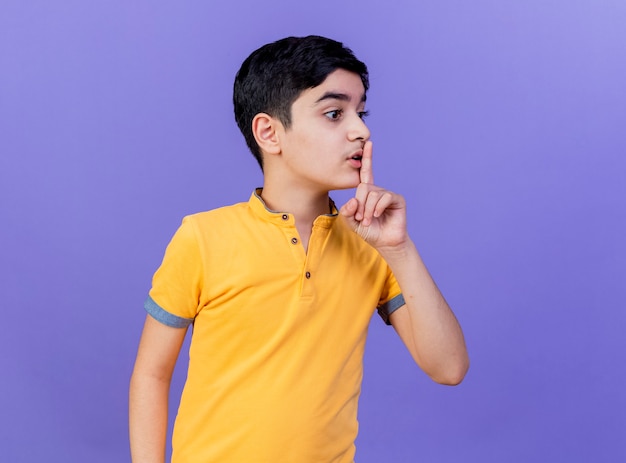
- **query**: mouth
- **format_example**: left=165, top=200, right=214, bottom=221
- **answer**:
left=349, top=149, right=363, bottom=161
left=348, top=151, right=363, bottom=168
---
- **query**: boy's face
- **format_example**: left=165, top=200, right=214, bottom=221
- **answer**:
left=274, top=69, right=370, bottom=192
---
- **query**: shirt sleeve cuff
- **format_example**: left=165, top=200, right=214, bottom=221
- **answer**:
left=377, top=293, right=405, bottom=325
left=144, top=296, right=194, bottom=328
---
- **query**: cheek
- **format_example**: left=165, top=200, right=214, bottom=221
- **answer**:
left=298, top=134, right=324, bottom=156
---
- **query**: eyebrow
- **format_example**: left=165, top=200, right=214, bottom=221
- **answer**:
left=314, top=91, right=367, bottom=104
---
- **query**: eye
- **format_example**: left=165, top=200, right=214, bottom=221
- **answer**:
left=324, top=109, right=342, bottom=120
left=358, top=110, right=370, bottom=120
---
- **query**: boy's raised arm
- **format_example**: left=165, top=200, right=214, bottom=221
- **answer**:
left=129, top=315, right=188, bottom=462
left=340, top=141, right=469, bottom=385
left=377, top=239, right=469, bottom=385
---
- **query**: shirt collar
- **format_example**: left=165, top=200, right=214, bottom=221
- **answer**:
left=248, top=188, right=338, bottom=228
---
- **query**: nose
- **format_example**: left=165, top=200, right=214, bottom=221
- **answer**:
left=347, top=113, right=370, bottom=143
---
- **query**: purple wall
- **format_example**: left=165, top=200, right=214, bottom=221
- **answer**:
left=1, top=1, right=624, bottom=461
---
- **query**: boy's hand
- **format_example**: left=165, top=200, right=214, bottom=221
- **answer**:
left=340, top=141, right=408, bottom=249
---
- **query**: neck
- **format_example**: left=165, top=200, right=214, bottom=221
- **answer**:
left=260, top=183, right=331, bottom=224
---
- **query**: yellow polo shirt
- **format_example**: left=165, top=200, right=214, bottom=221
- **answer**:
left=146, top=190, right=405, bottom=463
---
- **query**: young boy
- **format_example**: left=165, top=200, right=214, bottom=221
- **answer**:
left=129, top=35, right=468, bottom=463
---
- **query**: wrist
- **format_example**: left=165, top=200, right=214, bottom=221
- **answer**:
left=376, top=238, right=417, bottom=262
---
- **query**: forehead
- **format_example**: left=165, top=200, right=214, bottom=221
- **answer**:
left=295, top=69, right=366, bottom=107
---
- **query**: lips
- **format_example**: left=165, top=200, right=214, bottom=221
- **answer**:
left=349, top=149, right=363, bottom=161
left=348, top=151, right=363, bottom=168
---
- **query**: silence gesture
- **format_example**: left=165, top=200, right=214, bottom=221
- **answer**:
left=340, top=141, right=408, bottom=249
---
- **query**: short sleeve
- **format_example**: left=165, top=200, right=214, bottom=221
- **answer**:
left=146, top=216, right=203, bottom=327
left=376, top=266, right=405, bottom=325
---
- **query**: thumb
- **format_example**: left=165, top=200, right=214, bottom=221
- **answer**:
left=339, top=197, right=358, bottom=222
left=340, top=197, right=371, bottom=242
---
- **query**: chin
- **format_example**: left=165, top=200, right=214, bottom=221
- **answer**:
left=332, top=175, right=361, bottom=191
left=329, top=181, right=359, bottom=192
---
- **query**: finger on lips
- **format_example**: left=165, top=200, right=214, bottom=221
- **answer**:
left=354, top=141, right=378, bottom=224
left=359, top=141, right=374, bottom=185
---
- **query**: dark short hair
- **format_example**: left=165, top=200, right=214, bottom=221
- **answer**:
left=233, top=35, right=369, bottom=169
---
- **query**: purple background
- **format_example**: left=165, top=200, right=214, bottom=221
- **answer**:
left=1, top=1, right=625, bottom=462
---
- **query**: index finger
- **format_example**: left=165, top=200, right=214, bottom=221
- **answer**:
left=359, top=140, right=374, bottom=185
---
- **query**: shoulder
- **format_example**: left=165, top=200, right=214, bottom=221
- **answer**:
left=173, top=200, right=261, bottom=252
left=183, top=201, right=251, bottom=228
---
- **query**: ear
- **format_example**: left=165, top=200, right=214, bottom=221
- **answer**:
left=252, top=113, right=282, bottom=156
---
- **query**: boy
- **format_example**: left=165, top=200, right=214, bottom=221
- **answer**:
left=129, top=35, right=468, bottom=463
